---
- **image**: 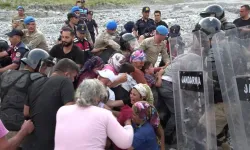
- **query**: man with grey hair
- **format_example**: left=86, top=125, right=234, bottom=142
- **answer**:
left=22, top=58, right=79, bottom=150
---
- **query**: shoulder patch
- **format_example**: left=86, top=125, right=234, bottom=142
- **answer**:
left=74, top=38, right=79, bottom=43
left=16, top=52, right=21, bottom=57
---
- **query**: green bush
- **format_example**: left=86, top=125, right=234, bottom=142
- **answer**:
left=0, top=0, right=140, bottom=9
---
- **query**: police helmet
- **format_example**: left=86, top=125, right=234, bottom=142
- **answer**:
left=21, top=48, right=53, bottom=70
left=193, top=17, right=221, bottom=38
left=0, top=40, right=9, bottom=52
left=200, top=4, right=225, bottom=20
left=120, top=33, right=137, bottom=51
left=122, top=33, right=136, bottom=42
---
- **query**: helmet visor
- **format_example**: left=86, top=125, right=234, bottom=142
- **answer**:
left=39, top=60, right=55, bottom=77
left=200, top=12, right=215, bottom=18
left=128, top=39, right=139, bottom=50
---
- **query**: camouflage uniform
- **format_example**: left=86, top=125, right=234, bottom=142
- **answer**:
left=139, top=37, right=170, bottom=66
left=94, top=31, right=120, bottom=51
left=12, top=15, right=26, bottom=30
left=22, top=29, right=49, bottom=51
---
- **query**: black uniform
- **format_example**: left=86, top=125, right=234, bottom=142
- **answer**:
left=155, top=20, right=168, bottom=28
left=86, top=19, right=98, bottom=43
left=135, top=18, right=155, bottom=36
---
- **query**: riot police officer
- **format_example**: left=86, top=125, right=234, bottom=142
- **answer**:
left=0, top=49, right=53, bottom=138
left=200, top=4, right=236, bottom=30
left=120, top=33, right=139, bottom=61
left=193, top=17, right=231, bottom=149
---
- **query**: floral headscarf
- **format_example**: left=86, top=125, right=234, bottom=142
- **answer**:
left=133, top=83, right=154, bottom=105
left=80, top=56, right=104, bottom=73
left=132, top=101, right=160, bottom=129
left=108, top=53, right=126, bottom=72
left=130, top=50, right=146, bottom=62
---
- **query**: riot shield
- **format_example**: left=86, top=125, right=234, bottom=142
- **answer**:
left=168, top=36, right=185, bottom=61
left=212, top=26, right=250, bottom=150
left=172, top=31, right=217, bottom=150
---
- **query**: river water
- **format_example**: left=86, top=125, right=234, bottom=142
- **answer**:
left=0, top=0, right=248, bottom=48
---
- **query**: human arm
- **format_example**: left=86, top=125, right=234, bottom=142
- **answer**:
left=110, top=73, right=127, bottom=88
left=12, top=17, right=20, bottom=29
left=0, top=120, right=34, bottom=150
left=0, top=64, right=19, bottom=73
left=91, top=47, right=107, bottom=53
left=103, top=38, right=121, bottom=52
left=107, top=113, right=133, bottom=149
left=156, top=125, right=165, bottom=150
left=23, top=105, right=30, bottom=118
left=239, top=27, right=250, bottom=32
left=138, top=35, right=145, bottom=44
left=93, top=20, right=99, bottom=35
left=106, top=100, right=125, bottom=108
left=139, top=38, right=147, bottom=51
left=155, top=69, right=164, bottom=87
left=83, top=22, right=93, bottom=46
left=86, top=31, right=93, bottom=47
left=131, top=70, right=147, bottom=84
left=0, top=48, right=28, bottom=73
left=161, top=45, right=170, bottom=65
left=0, top=51, right=8, bottom=58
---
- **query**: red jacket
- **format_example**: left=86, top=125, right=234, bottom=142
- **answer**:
left=74, top=38, right=91, bottom=52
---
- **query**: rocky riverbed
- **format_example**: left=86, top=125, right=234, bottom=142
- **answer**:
left=0, top=0, right=248, bottom=48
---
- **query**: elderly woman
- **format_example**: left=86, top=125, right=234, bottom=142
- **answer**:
left=130, top=50, right=147, bottom=84
left=103, top=53, right=126, bottom=75
left=54, top=79, right=134, bottom=150
left=101, top=53, right=128, bottom=88
left=76, top=56, right=104, bottom=87
left=129, top=101, right=161, bottom=150
left=119, top=84, right=165, bottom=150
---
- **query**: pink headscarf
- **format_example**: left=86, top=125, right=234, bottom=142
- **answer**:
left=130, top=50, right=146, bottom=62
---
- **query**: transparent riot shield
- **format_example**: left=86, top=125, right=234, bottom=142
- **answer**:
left=212, top=26, right=250, bottom=150
left=172, top=31, right=217, bottom=150
left=168, top=36, right=185, bottom=61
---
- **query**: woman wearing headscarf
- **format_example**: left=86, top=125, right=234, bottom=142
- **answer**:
left=115, top=84, right=165, bottom=150
left=76, top=56, right=104, bottom=88
left=103, top=53, right=126, bottom=75
left=54, top=79, right=134, bottom=150
left=102, top=53, right=128, bottom=88
left=130, top=50, right=147, bottom=84
left=130, top=83, right=154, bottom=105
left=129, top=101, right=161, bottom=150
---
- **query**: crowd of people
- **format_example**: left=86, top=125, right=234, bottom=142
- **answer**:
left=0, top=0, right=250, bottom=149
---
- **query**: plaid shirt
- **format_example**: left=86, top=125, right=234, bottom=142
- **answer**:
left=144, top=73, right=156, bottom=87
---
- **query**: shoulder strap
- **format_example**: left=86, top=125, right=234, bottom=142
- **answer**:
left=28, top=76, right=48, bottom=103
